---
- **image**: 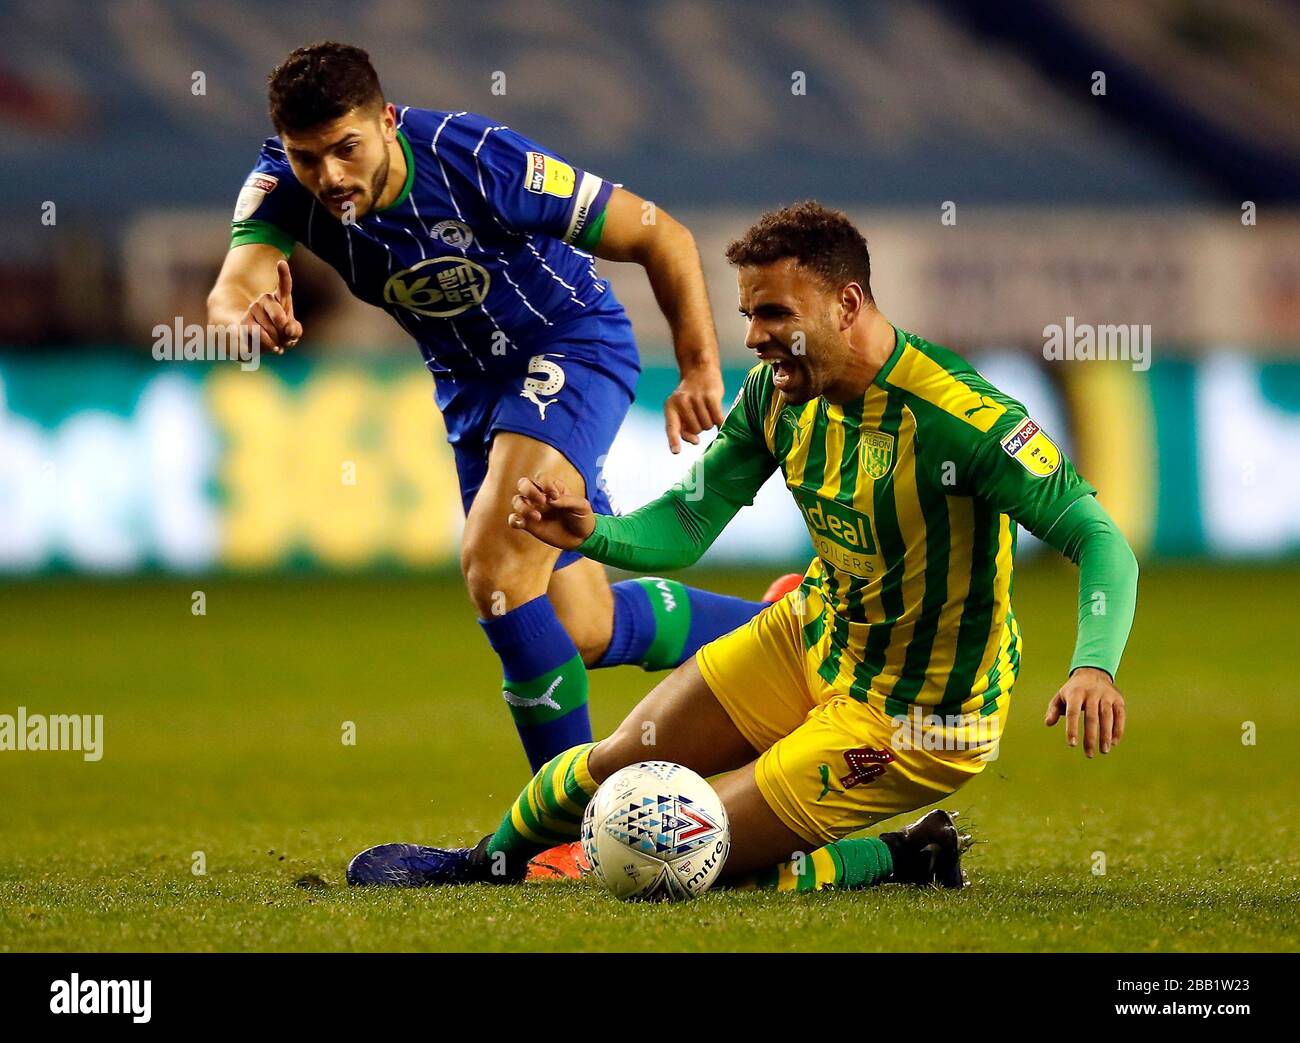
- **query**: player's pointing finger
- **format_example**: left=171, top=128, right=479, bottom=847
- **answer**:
left=276, top=258, right=293, bottom=305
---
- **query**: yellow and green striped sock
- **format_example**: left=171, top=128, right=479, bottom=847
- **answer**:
left=485, top=742, right=599, bottom=870
left=741, top=837, right=893, bottom=892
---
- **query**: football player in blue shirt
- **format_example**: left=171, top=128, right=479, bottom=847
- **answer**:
left=207, top=42, right=794, bottom=772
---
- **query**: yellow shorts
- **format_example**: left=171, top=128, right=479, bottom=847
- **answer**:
left=696, top=591, right=1011, bottom=844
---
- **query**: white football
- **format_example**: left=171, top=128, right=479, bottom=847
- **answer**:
left=581, top=761, right=730, bottom=901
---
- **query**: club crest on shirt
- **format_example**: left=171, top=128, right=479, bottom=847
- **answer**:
left=860, top=430, right=895, bottom=480
left=430, top=219, right=473, bottom=249
left=1000, top=417, right=1061, bottom=477
left=232, top=173, right=278, bottom=222
left=383, top=256, right=490, bottom=317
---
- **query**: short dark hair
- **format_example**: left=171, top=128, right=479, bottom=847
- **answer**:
left=726, top=201, right=872, bottom=300
left=268, top=42, right=384, bottom=133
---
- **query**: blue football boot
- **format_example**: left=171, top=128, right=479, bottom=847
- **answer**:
left=347, top=836, right=527, bottom=887
left=347, top=841, right=478, bottom=887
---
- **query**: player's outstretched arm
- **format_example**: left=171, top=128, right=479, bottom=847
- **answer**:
left=959, top=404, right=1138, bottom=759
left=206, top=245, right=303, bottom=356
left=508, top=465, right=743, bottom=572
left=1037, top=495, right=1139, bottom=758
left=511, top=367, right=778, bottom=570
left=592, top=188, right=725, bottom=454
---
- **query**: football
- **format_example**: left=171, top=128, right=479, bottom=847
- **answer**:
left=581, top=762, right=731, bottom=901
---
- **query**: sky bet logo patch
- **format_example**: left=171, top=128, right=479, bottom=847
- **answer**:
left=525, top=151, right=576, bottom=197
left=232, top=173, right=278, bottom=222
left=1000, top=417, right=1061, bottom=477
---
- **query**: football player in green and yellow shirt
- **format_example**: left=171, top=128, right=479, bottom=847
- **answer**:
left=348, top=202, right=1138, bottom=893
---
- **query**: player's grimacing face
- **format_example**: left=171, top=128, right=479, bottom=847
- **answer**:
left=737, top=258, right=844, bottom=405
left=281, top=104, right=394, bottom=220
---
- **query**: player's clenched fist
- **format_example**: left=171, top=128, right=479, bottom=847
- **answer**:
left=664, top=367, right=726, bottom=455
left=241, top=259, right=303, bottom=355
left=508, top=475, right=596, bottom=550
left=1044, top=666, right=1126, bottom=758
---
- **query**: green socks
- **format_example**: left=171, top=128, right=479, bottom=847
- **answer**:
left=742, top=836, right=894, bottom=892
left=485, top=742, right=599, bottom=871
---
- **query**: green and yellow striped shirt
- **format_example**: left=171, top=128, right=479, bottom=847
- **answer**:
left=584, top=327, right=1099, bottom=713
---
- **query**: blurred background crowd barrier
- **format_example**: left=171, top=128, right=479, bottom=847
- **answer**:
left=4, top=0, right=1299, bottom=573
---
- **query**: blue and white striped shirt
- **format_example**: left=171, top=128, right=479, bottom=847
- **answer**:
left=230, top=106, right=631, bottom=389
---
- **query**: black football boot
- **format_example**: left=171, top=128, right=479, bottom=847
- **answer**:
left=879, top=809, right=972, bottom=889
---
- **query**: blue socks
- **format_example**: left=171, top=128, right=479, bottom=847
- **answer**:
left=595, top=577, right=766, bottom=671
left=481, top=582, right=766, bottom=771
left=479, top=595, right=591, bottom=772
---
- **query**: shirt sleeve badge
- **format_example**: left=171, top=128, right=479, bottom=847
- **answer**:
left=524, top=151, right=576, bottom=197
left=232, top=173, right=279, bottom=222
left=1000, top=417, right=1061, bottom=476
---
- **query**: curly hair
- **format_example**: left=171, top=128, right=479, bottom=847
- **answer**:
left=268, top=42, right=384, bottom=133
left=725, top=201, right=872, bottom=301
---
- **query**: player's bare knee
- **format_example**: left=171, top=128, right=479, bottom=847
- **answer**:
left=460, top=539, right=551, bottom=619
left=462, top=564, right=538, bottom=619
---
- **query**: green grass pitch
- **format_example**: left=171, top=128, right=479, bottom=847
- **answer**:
left=1, top=562, right=1297, bottom=952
